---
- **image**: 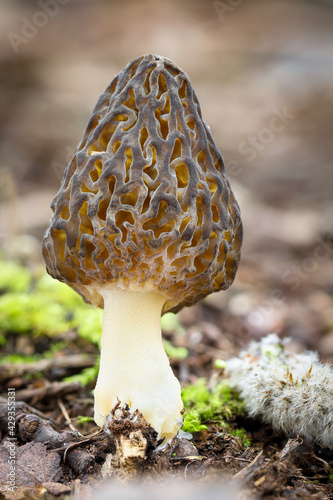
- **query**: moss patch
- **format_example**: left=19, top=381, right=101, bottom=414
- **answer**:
left=182, top=378, right=250, bottom=446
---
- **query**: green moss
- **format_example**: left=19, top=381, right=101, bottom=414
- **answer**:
left=0, top=258, right=249, bottom=447
left=0, top=260, right=31, bottom=293
left=0, top=332, right=5, bottom=346
left=0, top=292, right=74, bottom=336
left=163, top=339, right=188, bottom=360
left=181, top=410, right=208, bottom=433
left=76, top=416, right=94, bottom=425
left=181, top=378, right=250, bottom=446
left=73, top=308, right=102, bottom=346
left=161, top=312, right=185, bottom=335
left=64, top=358, right=100, bottom=386
left=0, top=342, right=66, bottom=364
left=45, top=341, right=67, bottom=357
left=0, top=268, right=79, bottom=337
left=0, top=352, right=38, bottom=364
left=214, top=359, right=227, bottom=370
left=229, top=428, right=252, bottom=448
left=0, top=262, right=103, bottom=345
left=25, top=371, right=43, bottom=381
left=36, top=273, right=84, bottom=308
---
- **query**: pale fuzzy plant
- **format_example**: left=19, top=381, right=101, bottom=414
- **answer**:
left=226, top=334, right=333, bottom=449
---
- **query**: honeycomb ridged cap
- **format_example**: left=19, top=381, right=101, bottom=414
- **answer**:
left=42, top=54, right=243, bottom=313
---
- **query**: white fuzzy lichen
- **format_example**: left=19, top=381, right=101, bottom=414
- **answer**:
left=226, top=334, right=333, bottom=449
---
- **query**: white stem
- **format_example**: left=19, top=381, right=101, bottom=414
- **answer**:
left=94, top=287, right=183, bottom=442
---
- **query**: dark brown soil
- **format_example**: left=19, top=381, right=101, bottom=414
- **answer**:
left=1, top=309, right=333, bottom=499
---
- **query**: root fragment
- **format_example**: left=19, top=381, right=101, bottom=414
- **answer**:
left=101, top=405, right=158, bottom=478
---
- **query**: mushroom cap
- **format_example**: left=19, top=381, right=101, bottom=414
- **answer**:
left=42, top=54, right=243, bottom=313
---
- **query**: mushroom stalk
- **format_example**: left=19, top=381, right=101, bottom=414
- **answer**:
left=94, top=287, right=183, bottom=442
left=42, top=54, right=243, bottom=446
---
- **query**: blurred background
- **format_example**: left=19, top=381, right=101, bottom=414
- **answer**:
left=0, top=0, right=332, bottom=358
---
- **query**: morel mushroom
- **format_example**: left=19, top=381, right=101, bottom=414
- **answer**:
left=42, top=54, right=243, bottom=442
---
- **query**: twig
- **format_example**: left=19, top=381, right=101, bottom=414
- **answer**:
left=280, top=437, right=303, bottom=460
left=233, top=450, right=264, bottom=480
left=63, top=431, right=103, bottom=464
left=81, top=428, right=104, bottom=440
left=51, top=429, right=104, bottom=456
left=0, top=354, right=96, bottom=382
left=7, top=381, right=81, bottom=403
left=311, top=452, right=331, bottom=473
left=57, top=398, right=84, bottom=438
